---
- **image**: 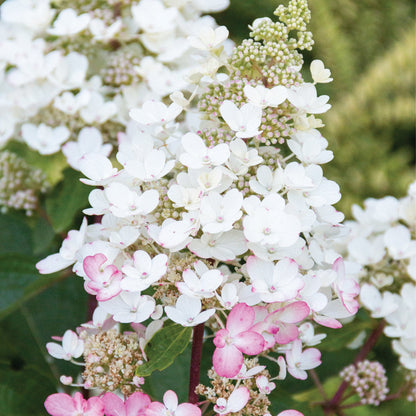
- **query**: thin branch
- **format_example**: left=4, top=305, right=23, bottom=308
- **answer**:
left=310, top=369, right=329, bottom=401
left=322, top=319, right=386, bottom=414
left=188, top=323, right=205, bottom=404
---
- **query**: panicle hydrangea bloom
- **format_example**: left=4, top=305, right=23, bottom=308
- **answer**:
left=37, top=1, right=360, bottom=414
left=0, top=0, right=229, bottom=167
left=338, top=181, right=416, bottom=370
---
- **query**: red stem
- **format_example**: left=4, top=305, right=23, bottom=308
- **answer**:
left=188, top=323, right=205, bottom=404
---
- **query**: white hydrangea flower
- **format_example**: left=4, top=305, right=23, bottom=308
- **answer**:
left=384, top=225, right=416, bottom=260
left=287, top=83, right=330, bottom=114
left=129, top=100, right=182, bottom=125
left=80, top=92, right=117, bottom=124
left=249, top=165, right=284, bottom=196
left=246, top=256, right=304, bottom=303
left=36, top=218, right=88, bottom=274
left=188, top=230, right=247, bottom=261
left=219, top=100, right=262, bottom=138
left=99, top=292, right=156, bottom=323
left=121, top=251, right=168, bottom=292
left=62, top=127, right=112, bottom=170
left=199, top=189, right=243, bottom=234
left=46, top=330, right=84, bottom=361
left=243, top=84, right=287, bottom=108
left=227, top=138, right=263, bottom=175
left=47, top=8, right=90, bottom=36
left=177, top=261, right=223, bottom=298
left=359, top=284, right=399, bottom=318
left=310, top=59, right=333, bottom=84
left=243, top=194, right=301, bottom=247
left=21, top=123, right=70, bottom=155
left=53, top=90, right=91, bottom=115
left=180, top=132, right=230, bottom=169
left=188, top=25, right=229, bottom=51
left=104, top=183, right=159, bottom=218
left=165, top=295, right=215, bottom=326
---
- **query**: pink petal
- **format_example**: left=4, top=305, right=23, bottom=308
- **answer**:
left=45, top=393, right=77, bottom=416
left=275, top=302, right=310, bottom=324
left=101, top=392, right=125, bottom=416
left=144, top=402, right=165, bottom=416
left=126, top=392, right=151, bottom=415
left=95, top=279, right=122, bottom=301
left=313, top=314, right=342, bottom=329
left=83, top=253, right=107, bottom=280
left=233, top=331, right=264, bottom=355
left=226, top=303, right=255, bottom=335
left=84, top=397, right=105, bottom=416
left=175, top=403, right=202, bottom=416
left=213, top=329, right=229, bottom=348
left=274, top=323, right=298, bottom=345
left=213, top=344, right=243, bottom=378
left=332, top=257, right=344, bottom=277
left=278, top=410, right=304, bottom=416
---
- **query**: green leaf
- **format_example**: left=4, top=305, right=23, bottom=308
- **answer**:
left=45, top=168, right=90, bottom=233
left=319, top=319, right=372, bottom=352
left=143, top=345, right=191, bottom=402
left=32, top=216, right=55, bottom=256
left=0, top=277, right=88, bottom=415
left=136, top=322, right=192, bottom=377
left=0, top=254, right=40, bottom=316
left=0, top=254, right=67, bottom=319
left=0, top=214, right=32, bottom=255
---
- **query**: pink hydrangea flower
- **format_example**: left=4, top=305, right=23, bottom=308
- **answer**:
left=102, top=391, right=151, bottom=416
left=44, top=392, right=104, bottom=416
left=265, top=301, right=310, bottom=345
left=83, top=253, right=122, bottom=301
left=213, top=303, right=265, bottom=378
left=144, top=390, right=201, bottom=416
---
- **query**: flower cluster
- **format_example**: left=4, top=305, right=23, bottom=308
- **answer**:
left=339, top=181, right=416, bottom=370
left=44, top=390, right=200, bottom=416
left=36, top=0, right=361, bottom=415
left=340, top=360, right=389, bottom=406
left=0, top=150, right=49, bottom=215
left=0, top=0, right=229, bottom=161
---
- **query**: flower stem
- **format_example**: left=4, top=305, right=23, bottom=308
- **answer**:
left=188, top=323, right=205, bottom=404
left=310, top=369, right=328, bottom=400
left=322, top=319, right=386, bottom=414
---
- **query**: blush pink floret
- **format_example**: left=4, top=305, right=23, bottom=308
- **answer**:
left=44, top=392, right=104, bottom=416
left=213, top=303, right=265, bottom=378
left=83, top=253, right=122, bottom=301
left=102, top=391, right=151, bottom=416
